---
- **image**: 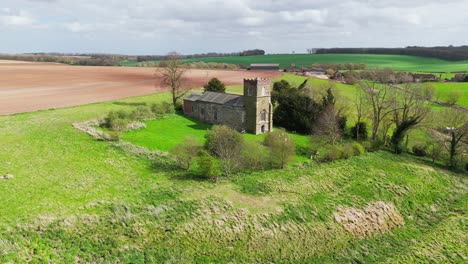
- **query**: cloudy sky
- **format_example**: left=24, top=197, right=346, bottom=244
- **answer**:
left=1, top=0, right=467, bottom=55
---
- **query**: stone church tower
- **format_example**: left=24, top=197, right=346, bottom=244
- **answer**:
left=243, top=78, right=273, bottom=134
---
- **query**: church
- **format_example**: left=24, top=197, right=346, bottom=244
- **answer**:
left=183, top=78, right=273, bottom=134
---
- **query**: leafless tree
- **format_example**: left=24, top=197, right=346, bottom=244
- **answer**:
left=205, top=125, right=244, bottom=176
left=160, top=52, right=189, bottom=107
left=441, top=109, right=467, bottom=167
left=359, top=69, right=398, bottom=141
left=354, top=86, right=368, bottom=140
left=171, top=136, right=202, bottom=170
left=264, top=130, right=295, bottom=169
left=312, top=105, right=342, bottom=145
left=390, top=83, right=432, bottom=153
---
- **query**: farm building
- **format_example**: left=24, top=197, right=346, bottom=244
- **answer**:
left=249, top=63, right=280, bottom=71
left=411, top=73, right=438, bottom=82
left=183, top=78, right=273, bottom=134
left=284, top=66, right=327, bottom=74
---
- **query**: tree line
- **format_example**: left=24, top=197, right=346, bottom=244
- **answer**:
left=0, top=54, right=128, bottom=66
left=136, top=49, right=265, bottom=62
left=315, top=46, right=468, bottom=61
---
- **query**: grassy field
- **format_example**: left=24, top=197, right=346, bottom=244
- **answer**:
left=180, top=54, right=468, bottom=72
left=0, top=77, right=466, bottom=262
left=429, top=82, right=468, bottom=106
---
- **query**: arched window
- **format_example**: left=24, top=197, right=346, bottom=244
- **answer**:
left=214, top=111, right=218, bottom=121
left=261, top=86, right=266, bottom=96
left=248, top=87, right=253, bottom=96
left=260, top=109, right=267, bottom=121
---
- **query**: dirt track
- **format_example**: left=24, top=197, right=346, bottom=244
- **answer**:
left=0, top=62, right=281, bottom=115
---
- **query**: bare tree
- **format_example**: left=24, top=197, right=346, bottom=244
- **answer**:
left=354, top=86, right=368, bottom=140
left=160, top=52, right=189, bottom=107
left=390, top=83, right=432, bottom=153
left=205, top=125, right=244, bottom=176
left=312, top=105, right=342, bottom=145
left=171, top=136, right=202, bottom=170
left=359, top=69, right=398, bottom=141
left=441, top=109, right=467, bottom=167
left=264, top=130, right=295, bottom=169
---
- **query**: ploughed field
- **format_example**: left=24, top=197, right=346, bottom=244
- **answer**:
left=0, top=61, right=280, bottom=115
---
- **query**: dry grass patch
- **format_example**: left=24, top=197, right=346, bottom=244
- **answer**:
left=333, top=201, right=404, bottom=238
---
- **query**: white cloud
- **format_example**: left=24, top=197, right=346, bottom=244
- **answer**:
left=0, top=0, right=467, bottom=54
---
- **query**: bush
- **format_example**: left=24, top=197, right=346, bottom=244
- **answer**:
left=243, top=141, right=269, bottom=171
left=324, top=145, right=343, bottom=162
left=264, top=129, right=296, bottom=169
left=171, top=136, right=202, bottom=170
left=130, top=106, right=153, bottom=120
left=350, top=122, right=368, bottom=141
left=351, top=142, right=366, bottom=156
left=362, top=140, right=383, bottom=152
left=341, top=144, right=354, bottom=159
left=412, top=145, right=427, bottom=157
left=197, top=150, right=220, bottom=182
left=205, top=125, right=244, bottom=176
left=161, top=102, right=175, bottom=114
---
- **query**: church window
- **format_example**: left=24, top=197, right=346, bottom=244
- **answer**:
left=261, top=86, right=266, bottom=96
left=248, top=87, right=253, bottom=96
left=261, top=109, right=267, bottom=121
left=214, top=111, right=218, bottom=121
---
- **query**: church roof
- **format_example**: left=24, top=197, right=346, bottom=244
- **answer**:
left=184, top=93, right=202, bottom=101
left=188, top=92, right=244, bottom=107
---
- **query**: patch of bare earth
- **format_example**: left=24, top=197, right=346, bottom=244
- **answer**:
left=333, top=201, right=404, bottom=237
left=0, top=63, right=281, bottom=115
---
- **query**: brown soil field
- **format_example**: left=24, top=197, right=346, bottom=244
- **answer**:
left=0, top=62, right=281, bottom=115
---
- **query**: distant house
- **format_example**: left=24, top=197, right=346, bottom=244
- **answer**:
left=284, top=66, right=326, bottom=74
left=411, top=73, right=437, bottom=82
left=452, top=73, right=466, bottom=82
left=183, top=78, right=273, bottom=134
left=249, top=63, right=280, bottom=71
left=330, top=71, right=344, bottom=80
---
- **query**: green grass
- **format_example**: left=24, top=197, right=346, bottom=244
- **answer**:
left=182, top=54, right=468, bottom=72
left=122, top=114, right=311, bottom=163
left=0, top=82, right=466, bottom=262
left=430, top=82, right=468, bottom=106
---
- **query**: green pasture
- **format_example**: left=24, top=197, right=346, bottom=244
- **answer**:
left=429, top=82, right=468, bottom=106
left=183, top=54, right=468, bottom=72
left=0, top=74, right=466, bottom=262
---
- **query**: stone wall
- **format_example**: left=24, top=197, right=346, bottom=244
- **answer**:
left=190, top=101, right=246, bottom=131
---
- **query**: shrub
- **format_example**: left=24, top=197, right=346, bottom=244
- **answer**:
left=363, top=140, right=384, bottom=152
left=351, top=142, right=366, bottom=156
left=109, top=117, right=129, bottom=132
left=197, top=150, right=220, bottom=182
left=205, top=125, right=244, bottom=176
left=350, top=122, right=368, bottom=141
left=150, top=103, right=165, bottom=116
left=161, top=102, right=175, bottom=114
left=412, top=145, right=427, bottom=157
left=324, top=145, right=343, bottom=162
left=341, top=144, right=354, bottom=159
left=130, top=106, right=153, bottom=120
left=243, top=141, right=269, bottom=170
left=102, top=110, right=130, bottom=129
left=171, top=136, right=202, bottom=170
left=264, top=129, right=296, bottom=169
